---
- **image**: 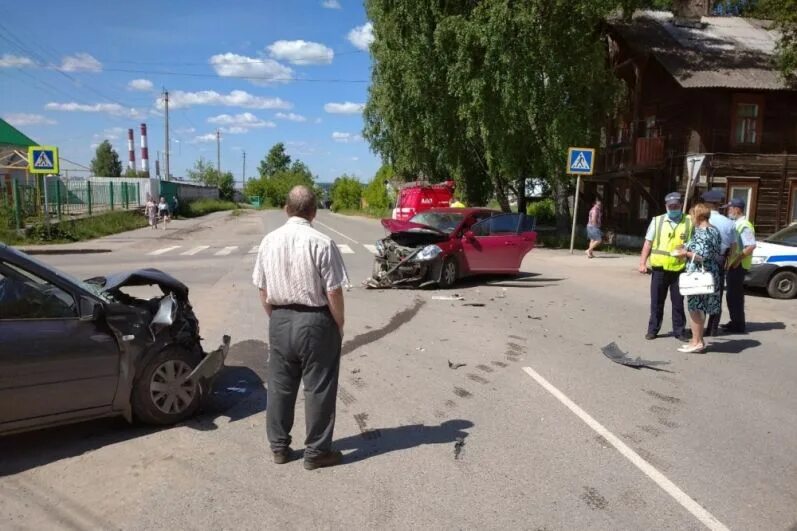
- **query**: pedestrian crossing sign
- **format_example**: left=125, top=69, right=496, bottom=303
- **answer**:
left=28, top=146, right=59, bottom=174
left=566, top=147, right=595, bottom=176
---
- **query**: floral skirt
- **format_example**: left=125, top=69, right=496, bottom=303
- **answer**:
left=686, top=271, right=721, bottom=315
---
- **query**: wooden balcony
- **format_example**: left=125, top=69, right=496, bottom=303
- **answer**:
left=635, top=137, right=665, bottom=167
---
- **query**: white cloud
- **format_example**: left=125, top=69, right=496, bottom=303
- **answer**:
left=0, top=54, right=35, bottom=68
left=59, top=53, right=102, bottom=72
left=92, top=127, right=126, bottom=141
left=175, top=127, right=196, bottom=134
left=275, top=112, right=307, bottom=123
left=45, top=101, right=144, bottom=119
left=158, top=89, right=292, bottom=110
left=209, top=53, right=292, bottom=85
left=321, top=0, right=341, bottom=8
left=347, top=22, right=374, bottom=51
left=3, top=113, right=56, bottom=126
left=332, top=131, right=362, bottom=143
left=191, top=133, right=218, bottom=144
left=351, top=156, right=359, bottom=161
left=207, top=112, right=275, bottom=130
left=128, top=78, right=154, bottom=92
left=324, top=101, right=364, bottom=114
left=267, top=40, right=334, bottom=65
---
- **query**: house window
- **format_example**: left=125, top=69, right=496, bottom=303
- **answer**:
left=726, top=178, right=759, bottom=221
left=731, top=94, right=764, bottom=147
left=639, top=197, right=649, bottom=220
left=645, top=115, right=658, bottom=138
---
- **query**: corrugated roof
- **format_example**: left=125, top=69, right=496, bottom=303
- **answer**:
left=611, top=10, right=792, bottom=91
left=0, top=118, right=37, bottom=147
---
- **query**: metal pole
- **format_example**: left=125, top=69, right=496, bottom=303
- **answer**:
left=110, top=182, right=115, bottom=210
left=242, top=150, right=246, bottom=189
left=683, top=159, right=696, bottom=214
left=55, top=179, right=62, bottom=220
left=87, top=181, right=93, bottom=216
left=216, top=129, right=221, bottom=175
left=12, top=178, right=22, bottom=230
left=569, top=175, right=582, bottom=254
left=164, top=89, right=170, bottom=181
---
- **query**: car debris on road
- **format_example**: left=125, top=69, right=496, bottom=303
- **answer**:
left=601, top=342, right=670, bottom=371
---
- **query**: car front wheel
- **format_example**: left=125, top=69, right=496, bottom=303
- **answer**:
left=439, top=258, right=458, bottom=289
left=132, top=347, right=202, bottom=425
left=767, top=270, right=797, bottom=299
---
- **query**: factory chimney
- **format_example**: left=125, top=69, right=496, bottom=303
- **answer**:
left=140, top=123, right=150, bottom=175
left=127, top=128, right=136, bottom=170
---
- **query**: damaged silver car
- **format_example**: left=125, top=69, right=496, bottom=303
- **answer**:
left=0, top=243, right=229, bottom=435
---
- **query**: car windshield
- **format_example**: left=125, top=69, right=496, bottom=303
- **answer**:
left=765, top=224, right=797, bottom=247
left=5, top=246, right=112, bottom=302
left=409, top=212, right=465, bottom=234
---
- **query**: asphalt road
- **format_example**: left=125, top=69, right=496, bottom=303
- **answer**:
left=1, top=208, right=796, bottom=530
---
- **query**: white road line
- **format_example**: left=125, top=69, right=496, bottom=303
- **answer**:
left=521, top=366, right=729, bottom=531
left=248, top=245, right=259, bottom=254
left=337, top=244, right=354, bottom=254
left=148, top=245, right=181, bottom=256
left=181, top=245, right=210, bottom=256
left=215, top=246, right=238, bottom=256
left=315, top=220, right=359, bottom=244
left=363, top=244, right=378, bottom=255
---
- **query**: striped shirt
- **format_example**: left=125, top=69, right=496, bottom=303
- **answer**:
left=252, top=217, right=349, bottom=307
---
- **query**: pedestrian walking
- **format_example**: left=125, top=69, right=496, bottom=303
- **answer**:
left=158, top=196, right=170, bottom=229
left=673, top=203, right=723, bottom=353
left=171, top=195, right=180, bottom=219
left=145, top=195, right=158, bottom=229
left=252, top=185, right=349, bottom=470
left=639, top=192, right=692, bottom=342
left=585, top=199, right=603, bottom=258
left=723, top=197, right=756, bottom=333
left=699, top=190, right=737, bottom=336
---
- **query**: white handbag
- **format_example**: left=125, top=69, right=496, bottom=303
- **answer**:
left=679, top=256, right=716, bottom=296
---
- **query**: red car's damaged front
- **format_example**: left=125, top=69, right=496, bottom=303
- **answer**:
left=366, top=208, right=537, bottom=289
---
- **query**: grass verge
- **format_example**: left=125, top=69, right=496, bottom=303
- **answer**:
left=180, top=199, right=240, bottom=218
left=332, top=207, right=391, bottom=219
left=1, top=210, right=148, bottom=245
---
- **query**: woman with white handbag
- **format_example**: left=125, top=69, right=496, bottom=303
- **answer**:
left=672, top=203, right=722, bottom=353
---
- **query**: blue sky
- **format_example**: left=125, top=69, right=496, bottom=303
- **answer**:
left=0, top=0, right=378, bottom=184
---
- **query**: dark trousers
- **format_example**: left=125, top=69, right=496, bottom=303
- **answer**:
left=706, top=267, right=727, bottom=336
left=648, top=269, right=686, bottom=337
left=267, top=306, right=342, bottom=458
left=725, top=266, right=747, bottom=331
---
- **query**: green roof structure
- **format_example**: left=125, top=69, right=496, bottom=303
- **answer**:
left=0, top=118, right=37, bottom=147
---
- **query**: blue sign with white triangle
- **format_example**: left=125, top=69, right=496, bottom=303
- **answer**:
left=28, top=145, right=59, bottom=174
left=566, top=147, right=595, bottom=175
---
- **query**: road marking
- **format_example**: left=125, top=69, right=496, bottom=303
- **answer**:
left=363, top=244, right=378, bottom=255
left=521, top=366, right=729, bottom=531
left=315, top=220, right=359, bottom=244
left=337, top=244, right=354, bottom=254
left=181, top=245, right=210, bottom=256
left=248, top=245, right=259, bottom=254
left=148, top=245, right=180, bottom=256
left=215, top=246, right=238, bottom=256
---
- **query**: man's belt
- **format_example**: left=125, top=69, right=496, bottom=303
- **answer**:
left=272, top=304, right=329, bottom=312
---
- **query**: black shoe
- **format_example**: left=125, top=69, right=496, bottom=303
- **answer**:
left=645, top=333, right=656, bottom=340
left=304, top=450, right=343, bottom=470
left=721, top=323, right=746, bottom=334
left=272, top=447, right=294, bottom=465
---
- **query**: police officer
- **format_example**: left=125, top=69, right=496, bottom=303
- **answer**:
left=700, top=190, right=737, bottom=336
left=639, top=192, right=692, bottom=342
left=723, top=197, right=756, bottom=333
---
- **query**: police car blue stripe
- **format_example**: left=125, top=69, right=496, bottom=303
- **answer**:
left=766, top=255, right=797, bottom=263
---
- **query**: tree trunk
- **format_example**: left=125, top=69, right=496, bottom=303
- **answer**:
left=492, top=174, right=511, bottom=212
left=552, top=178, right=571, bottom=234
left=516, top=176, right=527, bottom=214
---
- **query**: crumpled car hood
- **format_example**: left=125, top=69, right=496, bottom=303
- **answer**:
left=381, top=218, right=445, bottom=236
left=86, top=268, right=189, bottom=300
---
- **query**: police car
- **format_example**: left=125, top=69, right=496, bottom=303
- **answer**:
left=745, top=223, right=797, bottom=299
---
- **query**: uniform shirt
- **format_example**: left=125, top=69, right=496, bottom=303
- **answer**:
left=644, top=215, right=683, bottom=241
left=252, top=216, right=349, bottom=307
left=709, top=210, right=736, bottom=255
left=735, top=215, right=756, bottom=247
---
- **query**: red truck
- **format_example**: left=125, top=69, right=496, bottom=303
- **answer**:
left=392, top=180, right=455, bottom=221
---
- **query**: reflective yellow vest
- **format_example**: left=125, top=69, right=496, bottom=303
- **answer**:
left=650, top=214, right=692, bottom=272
left=734, top=219, right=755, bottom=270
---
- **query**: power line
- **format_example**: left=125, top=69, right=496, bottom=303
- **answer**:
left=101, top=67, right=369, bottom=83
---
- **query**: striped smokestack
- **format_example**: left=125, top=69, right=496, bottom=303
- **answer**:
left=140, top=123, right=150, bottom=174
left=127, top=128, right=136, bottom=170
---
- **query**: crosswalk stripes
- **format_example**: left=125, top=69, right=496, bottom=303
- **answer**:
left=182, top=245, right=210, bottom=256
left=363, top=244, right=378, bottom=255
left=214, top=246, right=238, bottom=256
left=337, top=244, right=354, bottom=254
left=148, top=245, right=181, bottom=256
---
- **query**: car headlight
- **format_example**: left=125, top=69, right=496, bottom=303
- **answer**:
left=751, top=256, right=767, bottom=265
left=375, top=240, right=385, bottom=256
left=412, top=245, right=443, bottom=261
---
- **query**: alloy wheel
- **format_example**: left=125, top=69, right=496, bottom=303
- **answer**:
left=443, top=262, right=457, bottom=286
left=149, top=360, right=197, bottom=415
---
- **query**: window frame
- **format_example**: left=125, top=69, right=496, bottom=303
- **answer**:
left=725, top=178, right=759, bottom=222
left=730, top=94, right=765, bottom=148
left=0, top=261, right=79, bottom=321
left=471, top=213, right=523, bottom=237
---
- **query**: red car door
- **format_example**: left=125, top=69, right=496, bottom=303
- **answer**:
left=462, top=214, right=529, bottom=272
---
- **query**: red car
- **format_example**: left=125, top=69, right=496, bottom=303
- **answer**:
left=367, top=208, right=537, bottom=289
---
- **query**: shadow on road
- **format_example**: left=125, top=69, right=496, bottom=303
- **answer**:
left=457, top=272, right=565, bottom=289
left=745, top=321, right=787, bottom=333
left=0, top=340, right=266, bottom=477
left=708, top=339, right=762, bottom=354
left=334, top=419, right=474, bottom=464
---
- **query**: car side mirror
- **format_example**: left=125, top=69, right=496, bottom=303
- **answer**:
left=464, top=230, right=476, bottom=240
left=79, top=297, right=103, bottom=321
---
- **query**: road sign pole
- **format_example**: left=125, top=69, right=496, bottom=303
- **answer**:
left=569, top=174, right=582, bottom=254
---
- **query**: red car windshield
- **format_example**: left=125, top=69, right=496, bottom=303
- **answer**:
left=409, top=212, right=465, bottom=234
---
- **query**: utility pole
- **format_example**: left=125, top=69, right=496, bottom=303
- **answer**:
left=216, top=129, right=221, bottom=175
left=242, top=150, right=246, bottom=189
left=163, top=89, right=170, bottom=181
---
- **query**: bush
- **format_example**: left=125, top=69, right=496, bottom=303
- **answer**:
left=244, top=170, right=314, bottom=208
left=527, top=198, right=556, bottom=226
left=330, top=175, right=363, bottom=212
left=181, top=199, right=239, bottom=218
left=2, top=211, right=148, bottom=245
left=362, top=175, right=390, bottom=216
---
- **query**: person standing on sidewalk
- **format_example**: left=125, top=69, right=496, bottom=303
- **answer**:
left=639, top=192, right=692, bottom=342
left=700, top=190, right=737, bottom=337
left=252, top=185, right=349, bottom=471
left=586, top=199, right=603, bottom=258
left=723, top=197, right=756, bottom=333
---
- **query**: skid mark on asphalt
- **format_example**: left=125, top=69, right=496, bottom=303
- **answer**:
left=645, top=390, right=682, bottom=404
left=466, top=373, right=489, bottom=385
left=342, top=298, right=426, bottom=356
left=491, top=361, right=508, bottom=368
left=353, top=413, right=381, bottom=440
left=508, top=334, right=527, bottom=341
left=338, top=387, right=357, bottom=406
left=453, top=387, right=473, bottom=399
left=581, top=487, right=609, bottom=510
left=475, top=364, right=494, bottom=373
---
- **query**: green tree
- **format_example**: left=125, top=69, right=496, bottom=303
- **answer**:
left=363, top=165, right=393, bottom=215
left=90, top=140, right=122, bottom=177
left=258, top=142, right=292, bottom=178
left=330, top=175, right=363, bottom=212
left=187, top=157, right=235, bottom=200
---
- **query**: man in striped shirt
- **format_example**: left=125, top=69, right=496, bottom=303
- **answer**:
left=253, top=185, right=349, bottom=470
